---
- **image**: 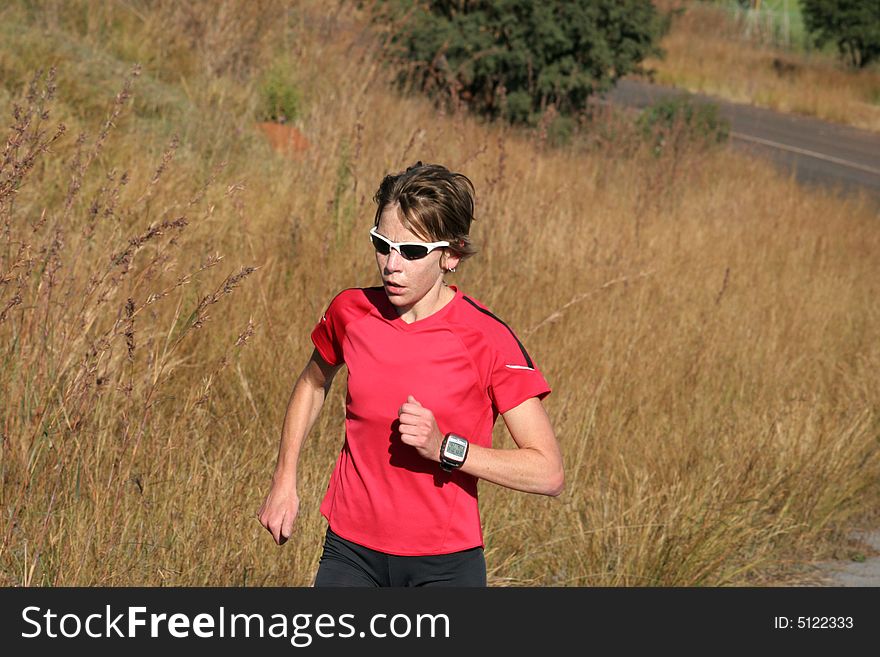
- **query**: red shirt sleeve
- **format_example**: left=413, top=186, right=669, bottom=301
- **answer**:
left=310, top=292, right=347, bottom=366
left=487, top=328, right=551, bottom=415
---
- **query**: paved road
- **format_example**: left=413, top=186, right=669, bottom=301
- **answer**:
left=604, top=79, right=880, bottom=201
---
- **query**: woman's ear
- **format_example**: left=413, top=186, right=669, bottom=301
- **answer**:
left=442, top=249, right=462, bottom=272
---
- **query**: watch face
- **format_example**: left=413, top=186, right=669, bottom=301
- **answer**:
left=441, top=434, right=468, bottom=471
left=445, top=440, right=467, bottom=458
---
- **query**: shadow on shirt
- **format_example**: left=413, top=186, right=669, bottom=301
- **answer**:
left=388, top=418, right=453, bottom=488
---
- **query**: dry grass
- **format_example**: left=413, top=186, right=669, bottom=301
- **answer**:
left=645, top=1, right=880, bottom=133
left=1, top=0, right=878, bottom=587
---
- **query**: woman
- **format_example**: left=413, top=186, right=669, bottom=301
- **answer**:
left=258, top=162, right=563, bottom=587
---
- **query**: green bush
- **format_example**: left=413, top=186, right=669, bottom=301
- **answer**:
left=258, top=59, right=300, bottom=123
left=546, top=114, right=577, bottom=148
left=377, top=0, right=668, bottom=125
left=637, top=96, right=730, bottom=155
left=801, top=0, right=880, bottom=69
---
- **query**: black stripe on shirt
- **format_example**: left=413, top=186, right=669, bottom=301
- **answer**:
left=462, top=296, right=534, bottom=369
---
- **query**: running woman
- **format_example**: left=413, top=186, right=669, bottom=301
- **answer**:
left=258, top=162, right=564, bottom=586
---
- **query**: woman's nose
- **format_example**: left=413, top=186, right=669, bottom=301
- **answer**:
left=384, top=247, right=404, bottom=270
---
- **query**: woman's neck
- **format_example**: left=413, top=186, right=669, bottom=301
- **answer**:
left=399, top=281, right=454, bottom=323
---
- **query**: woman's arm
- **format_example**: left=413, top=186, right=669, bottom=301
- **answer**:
left=258, top=348, right=343, bottom=545
left=463, top=397, right=564, bottom=496
left=397, top=395, right=564, bottom=496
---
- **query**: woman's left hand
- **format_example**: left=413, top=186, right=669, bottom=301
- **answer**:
left=397, top=395, right=444, bottom=462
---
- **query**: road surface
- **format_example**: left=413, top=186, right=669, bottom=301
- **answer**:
left=604, top=79, right=880, bottom=201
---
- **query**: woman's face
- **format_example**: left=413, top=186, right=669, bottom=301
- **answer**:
left=374, top=204, right=457, bottom=316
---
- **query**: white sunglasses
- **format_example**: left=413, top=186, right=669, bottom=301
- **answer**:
left=369, top=227, right=450, bottom=260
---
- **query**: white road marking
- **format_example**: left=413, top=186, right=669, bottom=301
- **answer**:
left=731, top=131, right=880, bottom=177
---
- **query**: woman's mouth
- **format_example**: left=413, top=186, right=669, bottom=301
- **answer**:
left=384, top=281, right=405, bottom=295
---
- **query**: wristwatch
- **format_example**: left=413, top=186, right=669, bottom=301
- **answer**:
left=439, top=433, right=469, bottom=472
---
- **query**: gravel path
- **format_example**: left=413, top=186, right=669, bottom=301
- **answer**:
left=814, top=530, right=880, bottom=587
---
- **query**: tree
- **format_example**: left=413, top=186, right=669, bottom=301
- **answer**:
left=801, top=0, right=880, bottom=69
left=376, top=0, right=668, bottom=124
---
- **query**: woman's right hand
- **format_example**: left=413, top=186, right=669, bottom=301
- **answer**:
left=258, top=481, right=300, bottom=545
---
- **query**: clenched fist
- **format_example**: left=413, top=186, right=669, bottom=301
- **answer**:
left=397, top=395, right=444, bottom=462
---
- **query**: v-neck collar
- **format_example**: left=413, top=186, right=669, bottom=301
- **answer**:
left=375, top=285, right=461, bottom=331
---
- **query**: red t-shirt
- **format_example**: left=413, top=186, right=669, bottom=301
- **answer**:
left=310, top=285, right=551, bottom=555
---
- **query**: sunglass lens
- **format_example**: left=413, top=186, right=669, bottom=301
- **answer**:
left=371, top=234, right=390, bottom=255
left=400, top=245, right=429, bottom=260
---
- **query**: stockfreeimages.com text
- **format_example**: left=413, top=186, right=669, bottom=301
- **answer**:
left=21, top=605, right=451, bottom=646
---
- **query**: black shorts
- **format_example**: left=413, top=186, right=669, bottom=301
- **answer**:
left=313, top=527, right=487, bottom=587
